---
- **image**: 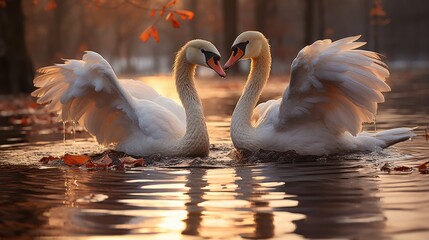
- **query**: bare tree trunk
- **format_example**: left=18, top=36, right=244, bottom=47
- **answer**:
left=47, top=0, right=65, bottom=63
left=255, top=0, right=268, bottom=32
left=304, top=0, right=315, bottom=45
left=317, top=0, right=325, bottom=39
left=222, top=0, right=239, bottom=74
left=189, top=0, right=198, bottom=39
left=0, top=0, right=34, bottom=94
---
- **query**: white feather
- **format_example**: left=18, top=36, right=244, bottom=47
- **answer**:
left=32, top=51, right=186, bottom=154
left=231, top=32, right=415, bottom=155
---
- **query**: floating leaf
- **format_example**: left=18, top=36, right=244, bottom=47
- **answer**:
left=175, top=10, right=194, bottom=20
left=118, top=156, right=145, bottom=169
left=39, top=155, right=60, bottom=163
left=63, top=154, right=90, bottom=166
left=86, top=153, right=113, bottom=168
left=417, top=161, right=429, bottom=174
left=380, top=162, right=413, bottom=174
left=393, top=166, right=412, bottom=172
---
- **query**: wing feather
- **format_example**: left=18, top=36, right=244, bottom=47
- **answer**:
left=32, top=51, right=185, bottom=145
left=278, top=36, right=390, bottom=135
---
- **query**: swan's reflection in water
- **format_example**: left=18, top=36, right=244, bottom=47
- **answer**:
left=179, top=166, right=304, bottom=238
left=0, top=157, right=416, bottom=239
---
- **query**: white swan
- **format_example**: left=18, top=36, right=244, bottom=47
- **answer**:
left=32, top=40, right=226, bottom=157
left=224, top=31, right=415, bottom=155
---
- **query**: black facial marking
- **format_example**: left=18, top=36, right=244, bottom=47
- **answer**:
left=201, top=49, right=220, bottom=64
left=231, top=41, right=249, bottom=56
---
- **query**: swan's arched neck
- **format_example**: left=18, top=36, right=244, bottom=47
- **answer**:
left=230, top=40, right=271, bottom=150
left=171, top=48, right=209, bottom=156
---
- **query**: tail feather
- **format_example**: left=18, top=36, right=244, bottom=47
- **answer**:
left=372, top=127, right=417, bottom=148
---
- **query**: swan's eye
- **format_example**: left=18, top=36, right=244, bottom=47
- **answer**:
left=232, top=41, right=249, bottom=57
left=231, top=46, right=238, bottom=56
left=213, top=56, right=220, bottom=65
left=201, top=50, right=220, bottom=65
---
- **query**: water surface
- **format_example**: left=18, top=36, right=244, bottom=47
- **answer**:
left=0, top=73, right=428, bottom=239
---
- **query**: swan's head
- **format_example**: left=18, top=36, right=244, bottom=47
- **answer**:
left=224, top=31, right=267, bottom=70
left=185, top=39, right=226, bottom=78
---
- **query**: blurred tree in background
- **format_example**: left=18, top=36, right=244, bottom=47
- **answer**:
left=1, top=0, right=429, bottom=94
left=0, top=0, right=34, bottom=94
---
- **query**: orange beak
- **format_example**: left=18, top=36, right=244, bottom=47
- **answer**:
left=224, top=48, right=244, bottom=70
left=207, top=57, right=226, bottom=78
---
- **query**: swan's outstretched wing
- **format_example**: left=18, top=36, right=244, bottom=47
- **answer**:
left=32, top=51, right=184, bottom=145
left=275, top=36, right=390, bottom=135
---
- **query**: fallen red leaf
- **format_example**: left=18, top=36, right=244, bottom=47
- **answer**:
left=381, top=163, right=413, bottom=174
left=39, top=155, right=60, bottom=163
left=85, top=153, right=113, bottom=169
left=116, top=156, right=145, bottom=170
left=380, top=163, right=392, bottom=172
left=417, top=161, right=429, bottom=174
left=63, top=154, right=90, bottom=166
left=393, top=166, right=412, bottom=172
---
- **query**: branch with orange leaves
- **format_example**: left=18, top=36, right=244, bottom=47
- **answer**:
left=19, top=0, right=195, bottom=43
left=139, top=0, right=194, bottom=43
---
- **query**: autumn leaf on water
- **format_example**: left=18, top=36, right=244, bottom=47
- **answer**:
left=380, top=162, right=414, bottom=175
left=85, top=153, right=113, bottom=169
left=393, top=166, right=412, bottom=172
left=175, top=10, right=194, bottom=20
left=39, top=155, right=60, bottom=164
left=118, top=156, right=145, bottom=169
left=417, top=161, right=429, bottom=174
left=63, top=154, right=90, bottom=166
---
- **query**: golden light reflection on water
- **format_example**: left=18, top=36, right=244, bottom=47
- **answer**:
left=47, top=167, right=306, bottom=239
